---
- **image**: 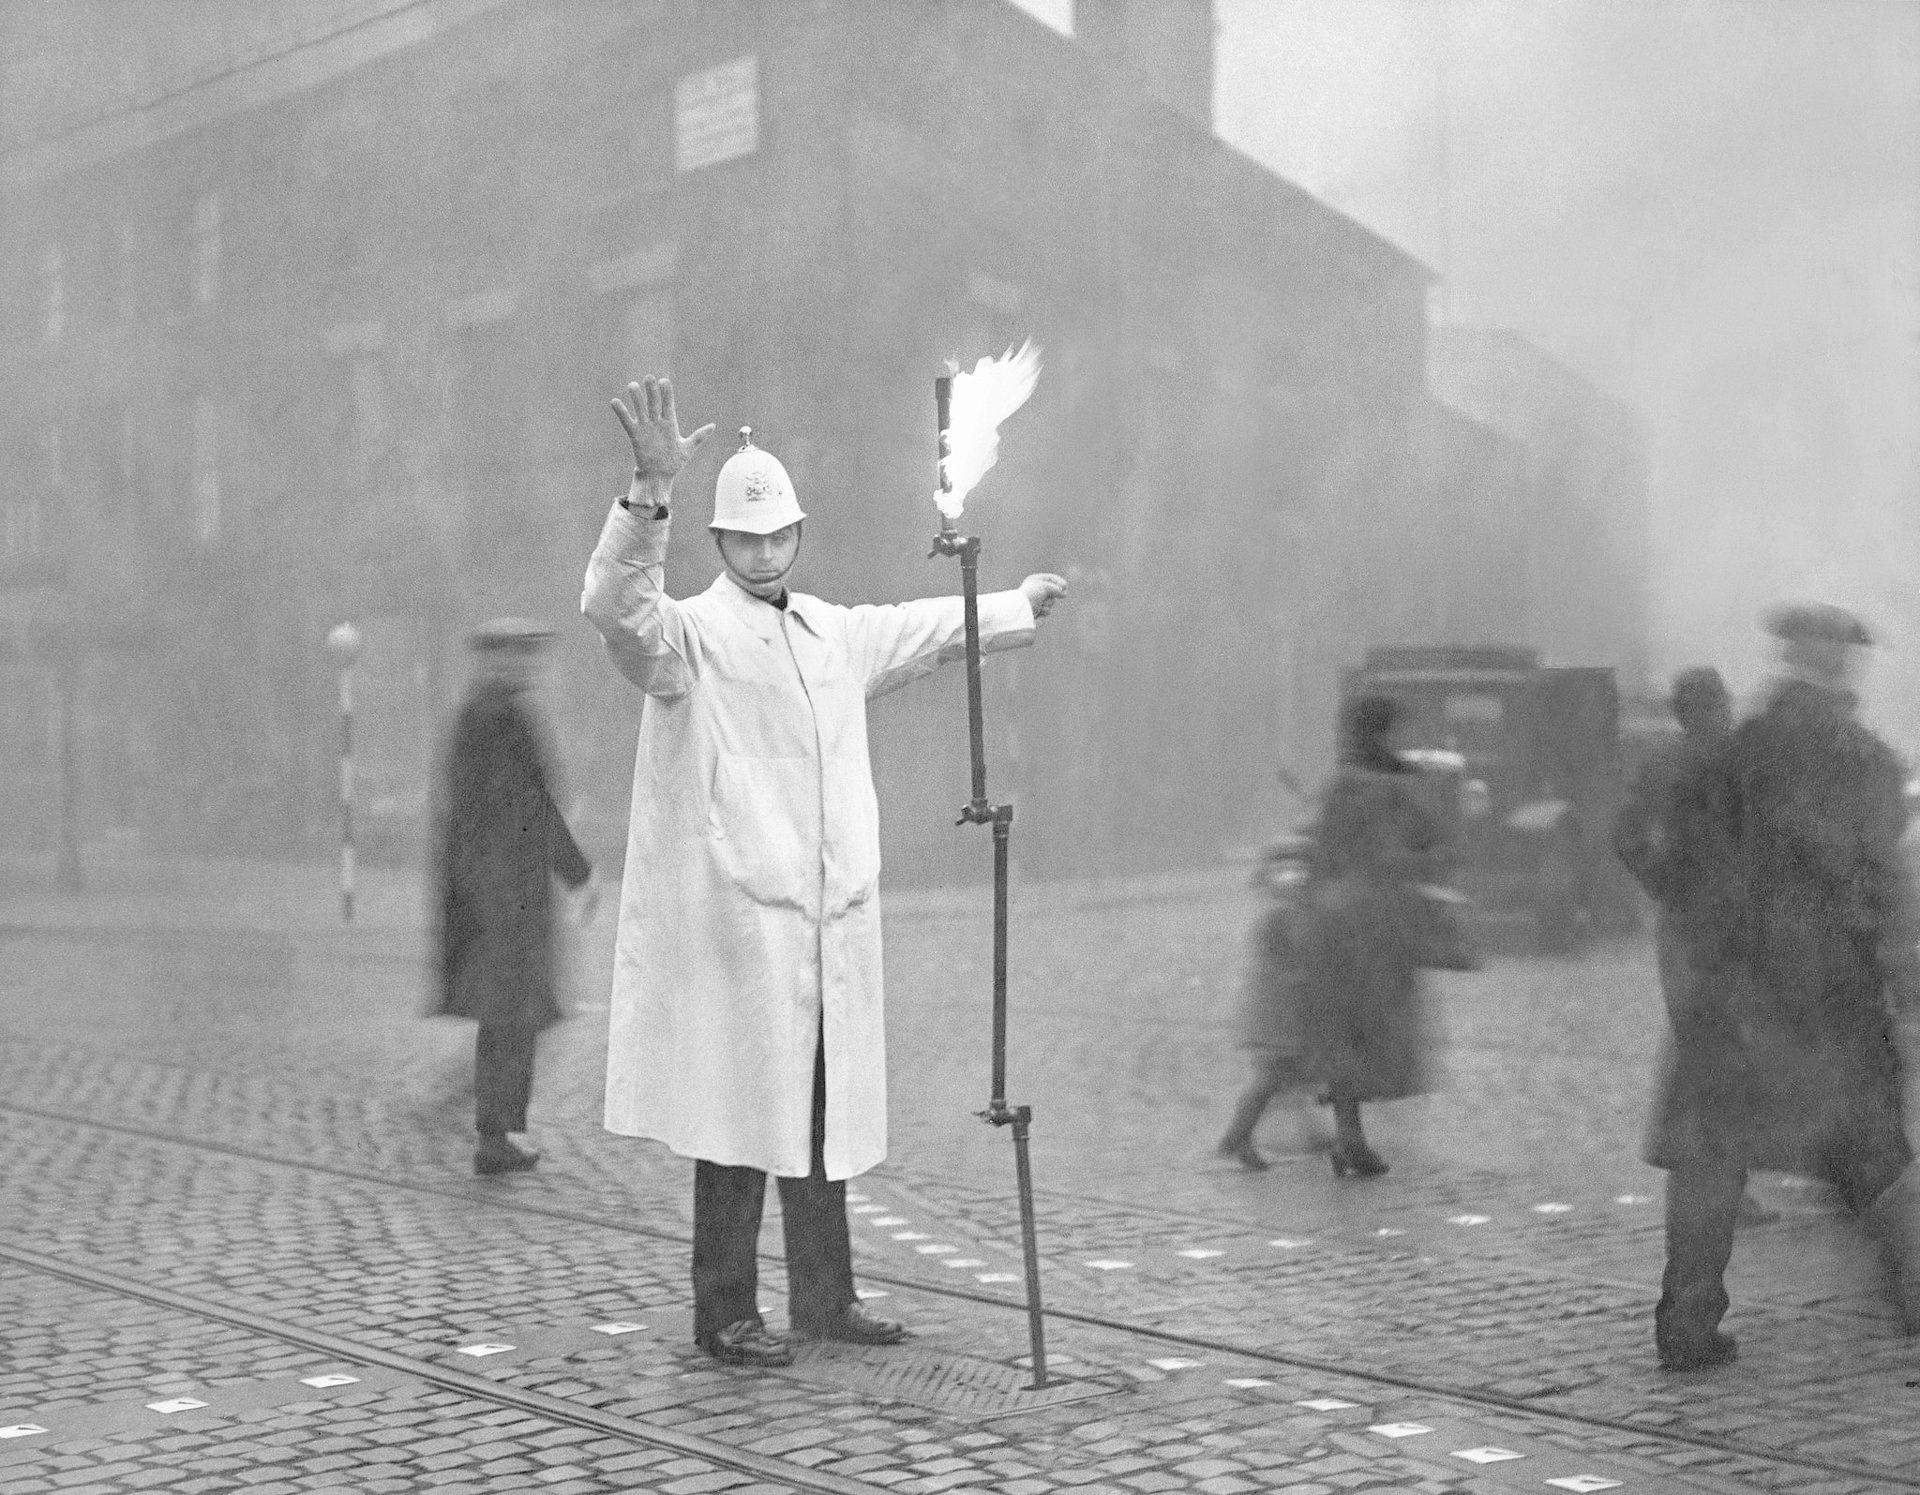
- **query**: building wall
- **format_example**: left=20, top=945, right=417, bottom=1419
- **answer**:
left=1428, top=326, right=1653, bottom=698
left=0, top=0, right=1437, bottom=880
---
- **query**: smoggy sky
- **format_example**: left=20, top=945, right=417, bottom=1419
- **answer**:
left=11, top=1, right=1919, bottom=721
left=1025, top=0, right=1920, bottom=720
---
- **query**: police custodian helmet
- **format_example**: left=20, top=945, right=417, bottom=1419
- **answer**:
left=710, top=427, right=806, bottom=535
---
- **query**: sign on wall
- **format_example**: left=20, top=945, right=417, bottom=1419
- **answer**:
left=675, top=55, right=758, bottom=174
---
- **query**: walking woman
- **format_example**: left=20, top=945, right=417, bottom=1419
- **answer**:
left=1299, top=695, right=1448, bottom=1178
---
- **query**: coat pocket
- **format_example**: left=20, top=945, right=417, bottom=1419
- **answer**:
left=827, top=754, right=882, bottom=907
left=708, top=754, right=818, bottom=909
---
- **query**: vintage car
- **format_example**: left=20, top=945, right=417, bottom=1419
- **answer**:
left=1341, top=645, right=1642, bottom=953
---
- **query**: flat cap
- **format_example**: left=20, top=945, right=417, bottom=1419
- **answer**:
left=1764, top=602, right=1873, bottom=647
left=468, top=617, right=556, bottom=653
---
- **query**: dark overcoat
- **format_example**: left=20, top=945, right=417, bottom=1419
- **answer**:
left=1644, top=678, right=1915, bottom=1197
left=434, top=681, right=591, bottom=1031
left=1298, top=765, right=1446, bottom=1102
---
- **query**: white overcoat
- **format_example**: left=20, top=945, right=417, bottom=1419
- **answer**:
left=581, top=503, right=1036, bottom=1179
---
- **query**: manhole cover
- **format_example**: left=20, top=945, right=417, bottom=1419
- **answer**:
left=780, top=1343, right=1122, bottom=1419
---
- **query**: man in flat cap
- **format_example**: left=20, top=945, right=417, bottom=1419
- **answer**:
left=434, top=619, right=598, bottom=1176
left=1614, top=666, right=1776, bottom=1229
left=581, top=377, right=1066, bottom=1368
left=1644, top=603, right=1920, bottom=1369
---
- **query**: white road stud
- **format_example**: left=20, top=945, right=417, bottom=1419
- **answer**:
left=1452, top=1447, right=1524, bottom=1463
left=1268, top=1238, right=1312, bottom=1249
left=855, top=1288, right=890, bottom=1300
left=0, top=1425, right=49, bottom=1439
left=892, top=1231, right=930, bottom=1241
left=299, top=1374, right=361, bottom=1388
left=1614, top=1194, right=1654, bottom=1205
left=1374, top=1228, right=1407, bottom=1238
left=1369, top=1423, right=1434, bottom=1438
left=1085, top=1259, right=1134, bottom=1270
left=942, top=1258, right=988, bottom=1268
left=1532, top=1203, right=1574, bottom=1215
left=1448, top=1214, right=1491, bottom=1226
left=1546, top=1479, right=1623, bottom=1492
left=1224, top=1378, right=1273, bottom=1388
left=915, top=1243, right=958, bottom=1255
left=871, top=1216, right=909, bottom=1226
left=976, top=1272, right=1020, bottom=1283
left=590, top=1323, right=646, bottom=1336
left=1146, top=1357, right=1200, bottom=1371
left=1176, top=1248, right=1225, bottom=1259
left=1295, top=1397, right=1359, bottom=1411
left=147, top=1398, right=209, bottom=1414
left=454, top=1344, right=514, bottom=1357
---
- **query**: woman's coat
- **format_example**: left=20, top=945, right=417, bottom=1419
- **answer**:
left=581, top=505, right=1035, bottom=1180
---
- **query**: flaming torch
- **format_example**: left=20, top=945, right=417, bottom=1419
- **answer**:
left=930, top=340, right=1050, bottom=1387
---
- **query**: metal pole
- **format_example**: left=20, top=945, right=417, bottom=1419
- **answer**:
left=991, top=806, right=1010, bottom=1111
left=56, top=662, right=83, bottom=894
left=958, top=541, right=988, bottom=816
left=931, top=375, right=1047, bottom=1389
left=1009, top=1105, right=1047, bottom=1383
left=339, top=662, right=354, bottom=923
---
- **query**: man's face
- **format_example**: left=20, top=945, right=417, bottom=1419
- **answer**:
left=716, top=523, right=801, bottom=597
left=1786, top=635, right=1861, bottom=691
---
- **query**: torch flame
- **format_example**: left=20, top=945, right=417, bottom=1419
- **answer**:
left=939, top=339, right=1042, bottom=520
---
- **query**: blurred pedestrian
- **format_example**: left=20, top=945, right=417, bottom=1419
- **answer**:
left=581, top=378, right=1066, bottom=1368
left=1611, top=666, right=1776, bottom=1229
left=1216, top=835, right=1320, bottom=1171
left=1644, top=603, right=1920, bottom=1370
left=1298, top=695, right=1449, bottom=1179
left=433, top=619, right=598, bottom=1177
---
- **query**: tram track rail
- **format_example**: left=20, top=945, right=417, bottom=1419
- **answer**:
left=6, top=1093, right=1920, bottom=1490
left=0, top=1236, right=882, bottom=1495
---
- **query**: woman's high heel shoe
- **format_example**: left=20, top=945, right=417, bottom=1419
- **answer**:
left=1329, top=1139, right=1389, bottom=1178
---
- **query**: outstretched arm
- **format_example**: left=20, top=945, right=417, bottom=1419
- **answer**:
left=581, top=377, right=716, bottom=698
left=852, top=572, right=1067, bottom=699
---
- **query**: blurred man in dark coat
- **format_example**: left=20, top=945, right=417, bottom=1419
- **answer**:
left=1612, top=666, right=1776, bottom=1228
left=435, top=619, right=597, bottom=1176
left=1644, top=604, right=1920, bottom=1370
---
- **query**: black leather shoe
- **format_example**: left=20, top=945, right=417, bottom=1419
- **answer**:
left=1658, top=1329, right=1737, bottom=1371
left=794, top=1302, right=907, bottom=1345
left=474, top=1137, right=539, bottom=1176
left=697, top=1318, right=794, bottom=1368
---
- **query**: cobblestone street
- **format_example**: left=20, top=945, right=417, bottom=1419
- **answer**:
left=3, top=857, right=1919, bottom=1493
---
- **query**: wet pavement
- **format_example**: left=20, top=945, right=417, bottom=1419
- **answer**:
left=1, top=853, right=1918, bottom=1493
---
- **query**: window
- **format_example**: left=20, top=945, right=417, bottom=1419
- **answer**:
left=42, top=243, right=64, bottom=343
left=192, top=399, right=221, bottom=543
left=192, top=194, right=221, bottom=306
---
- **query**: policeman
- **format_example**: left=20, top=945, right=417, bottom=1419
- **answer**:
left=1644, top=603, right=1920, bottom=1369
left=582, top=377, right=1066, bottom=1367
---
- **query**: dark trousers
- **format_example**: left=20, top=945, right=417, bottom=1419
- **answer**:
left=1657, top=1165, right=1745, bottom=1347
left=474, top=1022, right=538, bottom=1137
left=1660, top=1146, right=1910, bottom=1349
left=691, top=1035, right=854, bottom=1341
